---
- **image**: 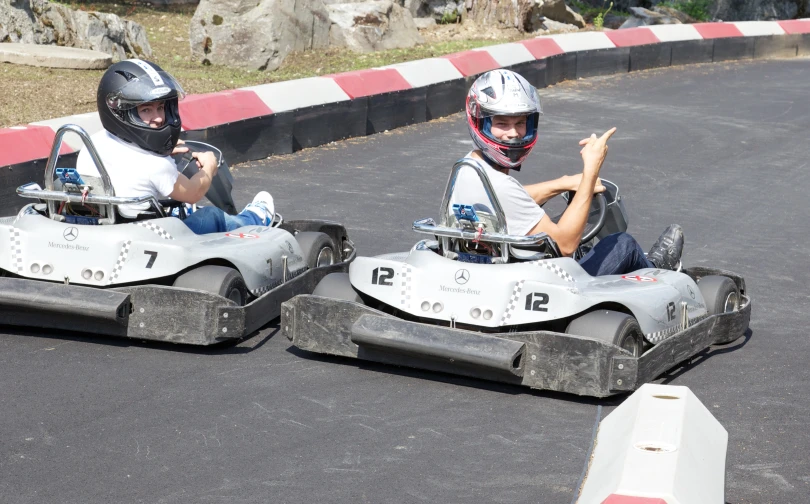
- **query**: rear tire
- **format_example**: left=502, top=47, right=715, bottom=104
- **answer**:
left=566, top=310, right=644, bottom=357
left=312, top=272, right=362, bottom=303
left=697, top=275, right=741, bottom=344
left=296, top=232, right=336, bottom=269
left=174, top=265, right=248, bottom=306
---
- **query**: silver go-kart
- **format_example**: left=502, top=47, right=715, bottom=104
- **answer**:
left=0, top=125, right=355, bottom=345
left=282, top=160, right=751, bottom=397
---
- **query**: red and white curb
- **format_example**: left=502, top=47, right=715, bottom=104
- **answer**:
left=577, top=383, right=728, bottom=504
left=1, top=19, right=808, bottom=168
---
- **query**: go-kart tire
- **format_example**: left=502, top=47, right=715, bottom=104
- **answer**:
left=566, top=310, right=644, bottom=357
left=697, top=275, right=741, bottom=344
left=312, top=273, right=362, bottom=303
left=296, top=232, right=336, bottom=269
left=173, top=265, right=248, bottom=306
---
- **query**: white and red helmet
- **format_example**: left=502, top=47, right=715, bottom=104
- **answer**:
left=466, top=69, right=542, bottom=170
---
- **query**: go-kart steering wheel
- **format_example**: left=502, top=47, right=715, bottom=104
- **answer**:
left=544, top=191, right=608, bottom=244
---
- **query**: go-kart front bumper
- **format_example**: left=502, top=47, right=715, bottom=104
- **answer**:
left=281, top=268, right=751, bottom=397
left=0, top=244, right=356, bottom=346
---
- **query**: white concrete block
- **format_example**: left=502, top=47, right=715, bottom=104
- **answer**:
left=243, top=77, right=350, bottom=113
left=474, top=42, right=535, bottom=67
left=383, top=58, right=463, bottom=88
left=545, top=31, right=615, bottom=52
left=577, top=384, right=728, bottom=504
left=647, top=24, right=704, bottom=42
left=732, top=21, right=786, bottom=36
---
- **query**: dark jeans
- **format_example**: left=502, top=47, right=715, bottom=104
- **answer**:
left=577, top=232, right=654, bottom=276
left=181, top=206, right=264, bottom=235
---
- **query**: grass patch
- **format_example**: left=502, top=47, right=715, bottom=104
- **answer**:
left=657, top=0, right=713, bottom=21
left=1, top=0, right=531, bottom=128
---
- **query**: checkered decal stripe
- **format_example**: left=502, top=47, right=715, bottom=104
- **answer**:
left=645, top=314, right=710, bottom=343
left=109, top=240, right=131, bottom=284
left=530, top=260, right=574, bottom=283
left=9, top=229, right=23, bottom=274
left=134, top=221, right=174, bottom=240
left=400, top=265, right=413, bottom=308
left=500, top=280, right=525, bottom=326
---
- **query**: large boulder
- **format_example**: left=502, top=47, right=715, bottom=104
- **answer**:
left=467, top=0, right=585, bottom=33
left=618, top=6, right=683, bottom=28
left=401, top=0, right=464, bottom=22
left=711, top=0, right=807, bottom=20
left=189, top=0, right=331, bottom=71
left=0, top=0, right=150, bottom=60
left=327, top=1, right=423, bottom=52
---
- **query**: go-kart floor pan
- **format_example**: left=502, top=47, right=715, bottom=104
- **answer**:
left=282, top=291, right=751, bottom=398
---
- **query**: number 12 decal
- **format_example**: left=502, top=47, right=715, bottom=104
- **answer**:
left=371, top=267, right=394, bottom=286
left=525, top=292, right=549, bottom=312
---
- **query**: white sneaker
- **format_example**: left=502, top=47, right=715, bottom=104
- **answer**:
left=243, top=191, right=275, bottom=226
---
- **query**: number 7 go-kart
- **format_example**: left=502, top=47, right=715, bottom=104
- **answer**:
left=0, top=125, right=355, bottom=345
left=282, top=160, right=751, bottom=397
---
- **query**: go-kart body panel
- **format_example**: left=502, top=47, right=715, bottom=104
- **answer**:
left=350, top=248, right=709, bottom=344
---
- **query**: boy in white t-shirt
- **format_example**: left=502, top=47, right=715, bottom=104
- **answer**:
left=76, top=59, right=273, bottom=234
left=451, top=69, right=684, bottom=275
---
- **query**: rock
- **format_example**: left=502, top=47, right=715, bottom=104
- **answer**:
left=602, top=13, right=628, bottom=29
left=0, top=42, right=111, bottom=69
left=711, top=0, right=807, bottom=21
left=652, top=5, right=696, bottom=24
left=400, top=0, right=463, bottom=22
left=618, top=6, right=682, bottom=28
left=413, top=16, right=436, bottom=29
left=189, top=0, right=331, bottom=71
left=536, top=17, right=579, bottom=33
left=326, top=0, right=423, bottom=52
left=468, top=0, right=584, bottom=33
left=0, top=0, right=151, bottom=60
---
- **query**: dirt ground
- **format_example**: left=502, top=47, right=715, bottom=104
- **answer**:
left=0, top=1, right=563, bottom=128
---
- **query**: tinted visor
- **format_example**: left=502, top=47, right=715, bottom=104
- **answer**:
left=106, top=71, right=186, bottom=111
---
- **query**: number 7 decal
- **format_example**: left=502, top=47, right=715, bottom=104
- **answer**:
left=144, top=250, right=158, bottom=269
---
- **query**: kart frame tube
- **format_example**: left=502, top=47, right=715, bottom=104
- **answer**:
left=0, top=221, right=355, bottom=346
left=282, top=267, right=751, bottom=397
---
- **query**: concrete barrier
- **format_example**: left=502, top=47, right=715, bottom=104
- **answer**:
left=576, top=383, right=728, bottom=504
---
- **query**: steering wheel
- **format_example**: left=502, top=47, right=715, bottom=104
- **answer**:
left=544, top=191, right=608, bottom=244
left=171, top=141, right=238, bottom=215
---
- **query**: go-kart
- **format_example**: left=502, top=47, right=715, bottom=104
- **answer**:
left=281, top=159, right=751, bottom=397
left=0, top=125, right=355, bottom=345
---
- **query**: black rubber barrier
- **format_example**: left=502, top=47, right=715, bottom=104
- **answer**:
left=713, top=36, right=756, bottom=61
left=292, top=99, right=367, bottom=151
left=425, top=79, right=467, bottom=120
left=507, top=59, right=549, bottom=90
left=670, top=39, right=714, bottom=66
left=545, top=52, right=577, bottom=86
left=630, top=42, right=673, bottom=71
left=798, top=33, right=810, bottom=55
left=184, top=112, right=294, bottom=165
left=754, top=34, right=801, bottom=58
left=576, top=47, right=631, bottom=79
left=367, top=88, right=427, bottom=135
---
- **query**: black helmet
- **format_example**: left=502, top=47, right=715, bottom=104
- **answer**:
left=97, top=59, right=185, bottom=156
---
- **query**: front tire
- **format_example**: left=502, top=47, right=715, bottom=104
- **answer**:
left=697, top=275, right=741, bottom=344
left=174, top=265, right=248, bottom=306
left=312, top=272, right=362, bottom=303
left=566, top=310, right=644, bottom=357
left=296, top=232, right=337, bottom=269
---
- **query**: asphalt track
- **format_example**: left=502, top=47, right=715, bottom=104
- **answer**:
left=2, top=58, right=809, bottom=504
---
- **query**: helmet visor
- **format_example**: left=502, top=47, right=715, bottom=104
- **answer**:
left=106, top=71, right=186, bottom=111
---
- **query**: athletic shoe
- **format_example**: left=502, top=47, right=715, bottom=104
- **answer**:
left=243, top=191, right=275, bottom=226
left=647, top=224, right=684, bottom=271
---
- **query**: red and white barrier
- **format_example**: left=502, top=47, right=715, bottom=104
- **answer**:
left=577, top=383, right=728, bottom=504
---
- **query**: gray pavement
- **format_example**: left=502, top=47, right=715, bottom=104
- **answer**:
left=1, top=58, right=809, bottom=504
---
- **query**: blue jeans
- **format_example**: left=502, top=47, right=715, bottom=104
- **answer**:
left=577, top=232, right=654, bottom=276
left=181, top=206, right=264, bottom=235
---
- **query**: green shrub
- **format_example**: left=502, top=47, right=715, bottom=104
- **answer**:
left=658, top=0, right=713, bottom=21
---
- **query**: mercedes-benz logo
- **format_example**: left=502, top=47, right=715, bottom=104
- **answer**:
left=63, top=227, right=78, bottom=242
left=455, top=269, right=470, bottom=285
left=687, top=285, right=696, bottom=299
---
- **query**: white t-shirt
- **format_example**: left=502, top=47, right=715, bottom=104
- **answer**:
left=449, top=154, right=545, bottom=236
left=76, top=130, right=179, bottom=218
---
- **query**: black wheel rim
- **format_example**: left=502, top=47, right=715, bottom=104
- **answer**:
left=620, top=331, right=641, bottom=357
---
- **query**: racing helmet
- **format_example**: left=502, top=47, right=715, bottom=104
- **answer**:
left=466, top=69, right=542, bottom=170
left=97, top=59, right=185, bottom=156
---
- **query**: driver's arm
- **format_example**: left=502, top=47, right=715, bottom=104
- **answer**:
left=527, top=128, right=616, bottom=257
left=524, top=175, right=605, bottom=205
left=169, top=151, right=218, bottom=204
